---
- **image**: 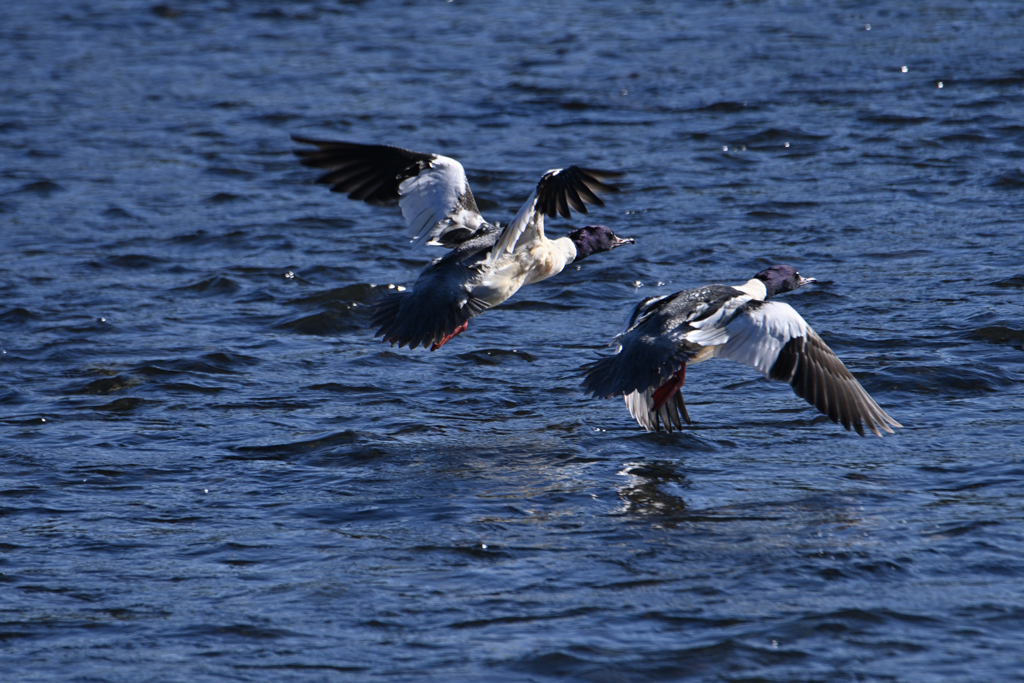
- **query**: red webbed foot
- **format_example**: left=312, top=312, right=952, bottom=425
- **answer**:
left=651, top=365, right=686, bottom=411
left=431, top=320, right=469, bottom=351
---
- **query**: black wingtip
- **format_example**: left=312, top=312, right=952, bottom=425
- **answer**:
left=535, top=166, right=624, bottom=220
left=290, top=136, right=437, bottom=205
left=574, top=166, right=625, bottom=185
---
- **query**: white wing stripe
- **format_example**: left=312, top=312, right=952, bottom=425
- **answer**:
left=712, top=302, right=808, bottom=376
left=397, top=156, right=483, bottom=246
left=489, top=190, right=540, bottom=261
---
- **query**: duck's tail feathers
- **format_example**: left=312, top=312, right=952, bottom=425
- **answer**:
left=369, top=290, right=490, bottom=350
left=624, top=387, right=691, bottom=433
left=582, top=348, right=692, bottom=432
left=581, top=343, right=690, bottom=401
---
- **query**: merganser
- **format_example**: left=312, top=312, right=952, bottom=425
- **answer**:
left=582, top=265, right=901, bottom=437
left=292, top=136, right=633, bottom=350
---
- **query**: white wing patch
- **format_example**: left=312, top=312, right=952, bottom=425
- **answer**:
left=398, top=155, right=484, bottom=246
left=712, top=301, right=809, bottom=376
left=488, top=188, right=542, bottom=262
left=684, top=296, right=750, bottom=347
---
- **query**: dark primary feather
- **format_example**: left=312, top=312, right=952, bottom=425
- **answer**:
left=291, top=135, right=439, bottom=206
left=535, top=166, right=622, bottom=219
left=768, top=331, right=896, bottom=437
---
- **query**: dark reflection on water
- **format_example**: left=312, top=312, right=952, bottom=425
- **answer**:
left=3, top=0, right=1024, bottom=680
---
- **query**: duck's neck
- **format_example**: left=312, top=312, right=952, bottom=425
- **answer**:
left=552, top=236, right=578, bottom=264
left=733, top=278, right=768, bottom=301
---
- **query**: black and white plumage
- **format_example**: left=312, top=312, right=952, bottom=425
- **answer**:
left=293, top=136, right=633, bottom=350
left=582, top=265, right=902, bottom=437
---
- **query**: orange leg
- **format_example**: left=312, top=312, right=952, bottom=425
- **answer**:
left=431, top=320, right=469, bottom=351
left=651, top=365, right=686, bottom=411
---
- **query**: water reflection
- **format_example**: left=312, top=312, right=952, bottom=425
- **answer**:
left=615, top=461, right=690, bottom=517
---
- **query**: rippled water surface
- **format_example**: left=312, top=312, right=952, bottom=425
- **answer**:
left=3, top=1, right=1024, bottom=680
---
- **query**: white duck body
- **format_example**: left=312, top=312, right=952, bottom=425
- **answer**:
left=475, top=238, right=577, bottom=306
left=475, top=191, right=579, bottom=305
left=292, top=136, right=629, bottom=350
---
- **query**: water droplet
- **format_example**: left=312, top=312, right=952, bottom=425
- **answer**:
left=480, top=543, right=487, bottom=549
left=620, top=88, right=628, bottom=96
left=937, top=81, right=944, bottom=88
left=865, top=23, right=871, bottom=30
left=98, top=317, right=106, bottom=323
left=632, top=280, right=643, bottom=288
left=784, top=142, right=790, bottom=148
left=722, top=145, right=729, bottom=152
left=771, top=640, right=779, bottom=649
left=901, top=65, right=908, bottom=73
left=284, top=271, right=295, bottom=279
left=204, top=489, right=209, bottom=493
left=40, top=418, right=46, bottom=422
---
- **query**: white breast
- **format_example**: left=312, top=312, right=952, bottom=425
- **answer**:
left=522, top=237, right=576, bottom=286
left=474, top=237, right=577, bottom=307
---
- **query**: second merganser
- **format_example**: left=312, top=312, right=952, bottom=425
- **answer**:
left=582, top=265, right=901, bottom=437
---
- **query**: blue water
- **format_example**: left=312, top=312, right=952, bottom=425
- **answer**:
left=3, top=1, right=1024, bottom=680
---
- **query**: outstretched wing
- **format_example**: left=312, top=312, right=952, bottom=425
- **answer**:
left=292, top=136, right=486, bottom=247
left=713, top=301, right=901, bottom=436
left=490, top=166, right=621, bottom=260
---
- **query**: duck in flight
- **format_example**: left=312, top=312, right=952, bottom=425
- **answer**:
left=582, top=265, right=901, bottom=437
left=292, top=136, right=633, bottom=350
